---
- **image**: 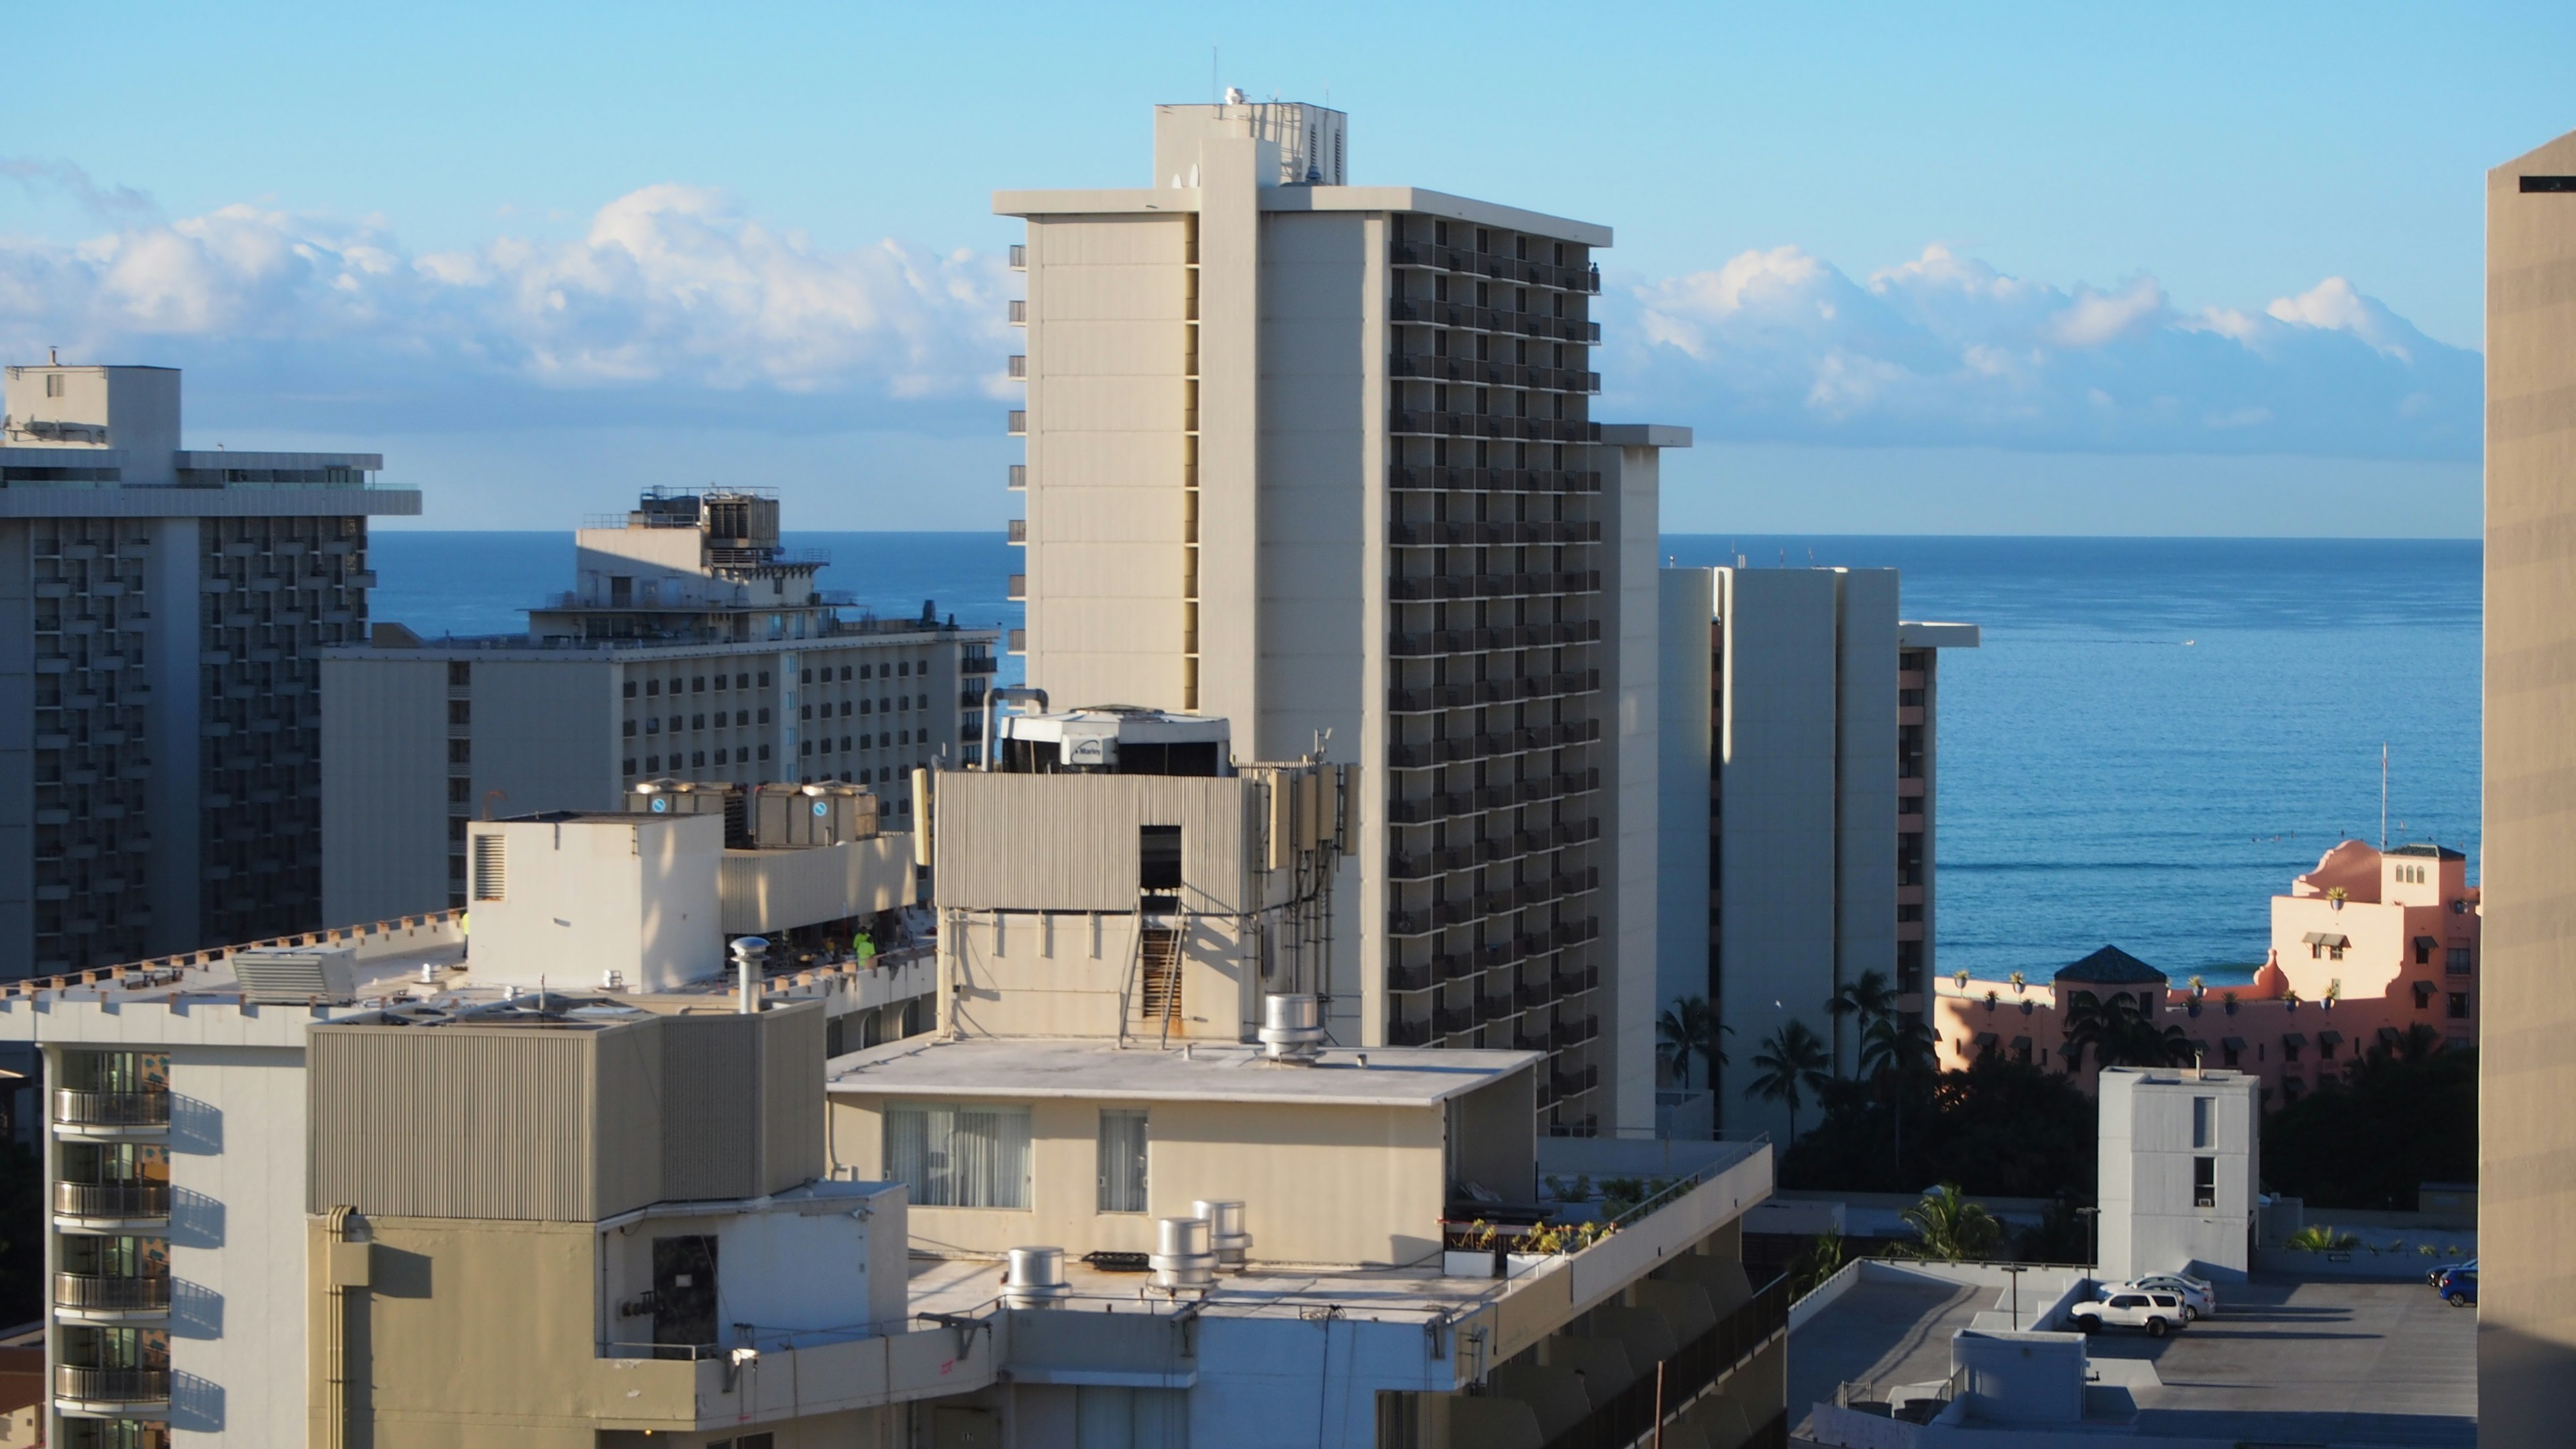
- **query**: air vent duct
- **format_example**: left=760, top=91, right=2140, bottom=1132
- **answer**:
left=232, top=947, right=358, bottom=1006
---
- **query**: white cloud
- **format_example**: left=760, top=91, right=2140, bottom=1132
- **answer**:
left=0, top=176, right=1015, bottom=430
left=1615, top=245, right=2477, bottom=460
left=0, top=172, right=2480, bottom=465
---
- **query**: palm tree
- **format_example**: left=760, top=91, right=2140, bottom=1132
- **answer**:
left=1827, top=969, right=1898, bottom=1032
left=2060, top=989, right=2192, bottom=1073
left=1898, top=1183, right=2003, bottom=1263
left=1656, top=996, right=1729, bottom=1089
left=1746, top=1020, right=1833, bottom=1142
left=1858, top=1013, right=1940, bottom=1179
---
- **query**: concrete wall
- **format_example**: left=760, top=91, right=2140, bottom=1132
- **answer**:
left=1655, top=569, right=1716, bottom=1036
left=1601, top=442, right=1664, bottom=1133
left=718, top=836, right=915, bottom=936
left=828, top=1092, right=1449, bottom=1267
left=596, top=1185, right=910, bottom=1344
left=2481, top=125, right=2576, bottom=1443
left=319, top=653, right=450, bottom=926
left=467, top=813, right=722, bottom=991
left=167, top=1044, right=311, bottom=1445
left=1021, top=211, right=1193, bottom=712
left=2098, top=1069, right=2257, bottom=1283
left=1832, top=570, right=1899, bottom=1071
left=1715, top=568, right=1840, bottom=1141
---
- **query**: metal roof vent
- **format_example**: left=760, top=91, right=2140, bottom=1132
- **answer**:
left=1004, top=1246, right=1070, bottom=1309
left=1150, top=1216, right=1215, bottom=1292
left=1257, top=994, right=1325, bottom=1064
left=232, top=947, right=358, bottom=1006
left=1194, top=1199, right=1250, bottom=1269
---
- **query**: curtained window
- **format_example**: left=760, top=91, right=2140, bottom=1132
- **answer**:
left=1097, top=1110, right=1149, bottom=1214
left=883, top=1104, right=1032, bottom=1209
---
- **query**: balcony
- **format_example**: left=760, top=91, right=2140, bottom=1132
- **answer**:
left=1006, top=574, right=1026, bottom=601
left=1008, top=300, right=1027, bottom=325
left=1006, top=410, right=1026, bottom=435
left=1006, top=519, right=1027, bottom=544
left=55, top=1269, right=172, bottom=1323
left=1007, top=355, right=1027, bottom=379
left=961, top=653, right=998, bottom=677
left=1007, top=629, right=1026, bottom=655
left=1009, top=244, right=1026, bottom=270
left=54, top=1087, right=170, bottom=1140
left=53, top=1181, right=171, bottom=1222
left=54, top=1364, right=171, bottom=1416
left=1008, top=464, right=1026, bottom=490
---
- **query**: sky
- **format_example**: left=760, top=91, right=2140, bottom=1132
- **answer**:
left=3, top=1, right=2568, bottom=536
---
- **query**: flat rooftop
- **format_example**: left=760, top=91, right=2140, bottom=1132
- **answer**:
left=1791, top=1269, right=2475, bottom=1445
left=828, top=1036, right=1539, bottom=1108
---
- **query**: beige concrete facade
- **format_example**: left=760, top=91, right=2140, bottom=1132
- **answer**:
left=1000, top=103, right=1680, bottom=1133
left=1655, top=565, right=1976, bottom=1139
left=2481, top=127, right=2576, bottom=1441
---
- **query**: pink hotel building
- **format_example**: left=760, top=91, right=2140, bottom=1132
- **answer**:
left=1933, top=841, right=2481, bottom=1099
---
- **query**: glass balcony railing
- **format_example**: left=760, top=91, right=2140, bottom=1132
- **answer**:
left=54, top=1364, right=171, bottom=1407
left=55, top=1270, right=172, bottom=1313
left=53, top=1088, right=170, bottom=1130
left=53, top=1181, right=172, bottom=1221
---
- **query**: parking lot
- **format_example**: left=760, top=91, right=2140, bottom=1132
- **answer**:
left=2070, top=1275, right=2477, bottom=1444
left=1790, top=1269, right=2477, bottom=1445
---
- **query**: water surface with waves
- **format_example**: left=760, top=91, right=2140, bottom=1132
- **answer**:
left=372, top=531, right=2480, bottom=986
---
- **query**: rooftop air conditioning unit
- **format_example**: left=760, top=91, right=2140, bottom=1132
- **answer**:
left=232, top=947, right=359, bottom=1006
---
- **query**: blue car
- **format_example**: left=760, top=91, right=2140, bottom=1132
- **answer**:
left=2438, top=1267, right=2477, bottom=1307
left=2427, top=1256, right=2477, bottom=1287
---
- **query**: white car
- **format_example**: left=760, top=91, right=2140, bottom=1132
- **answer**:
left=2070, top=1289, right=2190, bottom=1338
left=2102, top=1274, right=2216, bottom=1320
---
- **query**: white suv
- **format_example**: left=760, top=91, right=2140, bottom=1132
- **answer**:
left=2102, top=1274, right=2216, bottom=1320
left=2070, top=1289, right=2190, bottom=1338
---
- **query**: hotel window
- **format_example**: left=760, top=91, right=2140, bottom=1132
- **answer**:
left=2193, top=1157, right=2216, bottom=1209
left=884, top=1104, right=1032, bottom=1209
left=2449, top=992, right=2471, bottom=1020
left=2192, top=1097, right=2212, bottom=1149
left=1098, top=1110, right=1149, bottom=1213
left=2447, top=947, right=2473, bottom=975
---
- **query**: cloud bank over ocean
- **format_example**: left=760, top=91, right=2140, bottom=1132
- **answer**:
left=0, top=168, right=2480, bottom=463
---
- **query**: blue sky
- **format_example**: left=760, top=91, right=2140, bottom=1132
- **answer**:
left=3, top=1, right=2568, bottom=535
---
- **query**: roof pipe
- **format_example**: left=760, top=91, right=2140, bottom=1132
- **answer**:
left=731, top=936, right=768, bottom=1014
left=982, top=686, right=1049, bottom=771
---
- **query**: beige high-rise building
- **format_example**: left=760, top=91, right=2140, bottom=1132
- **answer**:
left=997, top=99, right=1687, bottom=1133
left=2481, top=126, right=2576, bottom=1439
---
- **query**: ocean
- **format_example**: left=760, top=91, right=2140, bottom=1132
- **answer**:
left=370, top=531, right=2481, bottom=987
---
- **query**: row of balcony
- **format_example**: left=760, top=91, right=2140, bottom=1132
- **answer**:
left=1387, top=670, right=1599, bottom=714
left=1390, top=301, right=1601, bottom=343
left=1389, top=717, right=1601, bottom=770
left=1391, top=246, right=1602, bottom=292
left=1387, top=570, right=1599, bottom=604
left=1385, top=767, right=1601, bottom=825
left=1387, top=620, right=1601, bottom=661
left=1389, top=466, right=1603, bottom=494
left=1390, top=356, right=1602, bottom=393
left=1389, top=412, right=1601, bottom=445
left=1387, top=818, right=1601, bottom=879
left=1389, top=519, right=1600, bottom=547
left=1387, top=866, right=1601, bottom=936
left=1388, top=917, right=1603, bottom=992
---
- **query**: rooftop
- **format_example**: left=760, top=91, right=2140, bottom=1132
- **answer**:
left=828, top=1036, right=1538, bottom=1108
left=2388, top=843, right=2468, bottom=861
left=1794, top=1268, right=2474, bottom=1444
left=2054, top=945, right=2167, bottom=987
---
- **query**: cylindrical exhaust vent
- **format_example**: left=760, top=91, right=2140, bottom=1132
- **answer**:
left=731, top=936, right=769, bottom=1014
left=1257, top=993, right=1326, bottom=1063
left=1194, top=1199, right=1250, bottom=1269
left=1004, top=1246, right=1070, bottom=1308
left=1150, top=1216, right=1216, bottom=1290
